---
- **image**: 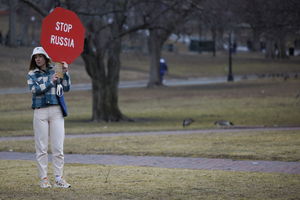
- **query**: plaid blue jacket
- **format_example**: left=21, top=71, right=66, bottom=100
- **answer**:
left=27, top=65, right=71, bottom=109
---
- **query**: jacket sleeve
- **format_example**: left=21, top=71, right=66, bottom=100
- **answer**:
left=27, top=73, right=54, bottom=95
left=61, top=72, right=71, bottom=92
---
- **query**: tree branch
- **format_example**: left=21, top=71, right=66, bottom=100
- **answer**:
left=20, top=0, right=49, bottom=17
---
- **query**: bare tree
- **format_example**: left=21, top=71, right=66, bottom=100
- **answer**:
left=7, top=0, right=18, bottom=47
left=6, top=0, right=56, bottom=46
left=22, top=0, right=197, bottom=121
left=237, top=0, right=300, bottom=58
left=23, top=0, right=180, bottom=122
left=262, top=0, right=300, bottom=59
left=199, top=0, right=230, bottom=54
left=137, top=1, right=195, bottom=87
left=66, top=0, right=157, bottom=122
left=235, top=0, right=264, bottom=52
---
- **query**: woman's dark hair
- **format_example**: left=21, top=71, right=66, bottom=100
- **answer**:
left=29, top=54, right=51, bottom=71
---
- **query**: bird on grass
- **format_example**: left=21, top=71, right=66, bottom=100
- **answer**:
left=214, top=120, right=234, bottom=127
left=183, top=118, right=194, bottom=127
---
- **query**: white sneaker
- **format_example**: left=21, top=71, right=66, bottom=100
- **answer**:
left=54, top=177, right=71, bottom=188
left=40, top=177, right=52, bottom=188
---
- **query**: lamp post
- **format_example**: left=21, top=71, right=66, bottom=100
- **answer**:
left=227, top=31, right=234, bottom=82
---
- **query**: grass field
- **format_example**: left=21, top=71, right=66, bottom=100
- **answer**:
left=0, top=79, right=299, bottom=137
left=1, top=130, right=300, bottom=162
left=1, top=47, right=300, bottom=199
left=0, top=79, right=300, bottom=162
left=1, top=160, right=300, bottom=200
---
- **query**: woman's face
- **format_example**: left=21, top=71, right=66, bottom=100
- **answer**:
left=34, top=54, right=46, bottom=68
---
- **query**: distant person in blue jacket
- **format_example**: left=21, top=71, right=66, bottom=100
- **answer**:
left=159, top=58, right=168, bottom=84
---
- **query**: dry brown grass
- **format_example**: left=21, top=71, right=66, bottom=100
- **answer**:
left=1, top=160, right=300, bottom=200
left=1, top=129, right=300, bottom=161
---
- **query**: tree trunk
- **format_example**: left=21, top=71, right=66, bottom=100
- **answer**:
left=265, top=33, right=287, bottom=59
left=216, top=28, right=225, bottom=51
left=278, top=36, right=288, bottom=59
left=82, top=37, right=128, bottom=122
left=265, top=36, right=276, bottom=59
left=147, top=30, right=163, bottom=87
left=19, top=22, right=30, bottom=46
left=91, top=78, right=124, bottom=122
left=211, top=27, right=217, bottom=56
left=8, top=0, right=18, bottom=47
left=251, top=28, right=261, bottom=52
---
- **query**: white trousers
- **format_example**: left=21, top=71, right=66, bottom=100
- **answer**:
left=33, top=105, right=65, bottom=179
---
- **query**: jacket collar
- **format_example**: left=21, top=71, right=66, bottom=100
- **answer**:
left=33, top=64, right=53, bottom=73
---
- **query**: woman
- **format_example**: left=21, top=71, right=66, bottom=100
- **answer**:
left=27, top=47, right=71, bottom=188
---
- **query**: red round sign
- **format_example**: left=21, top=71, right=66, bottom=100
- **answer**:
left=40, top=7, right=85, bottom=64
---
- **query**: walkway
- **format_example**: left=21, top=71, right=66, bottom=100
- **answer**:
left=1, top=127, right=300, bottom=174
left=0, top=75, right=256, bottom=95
left=1, top=152, right=300, bottom=174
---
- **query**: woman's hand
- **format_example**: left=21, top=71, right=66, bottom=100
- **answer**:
left=51, top=73, right=59, bottom=83
left=62, top=61, right=69, bottom=73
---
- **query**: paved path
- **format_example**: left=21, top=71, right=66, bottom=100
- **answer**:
left=1, top=126, right=300, bottom=174
left=1, top=152, right=300, bottom=174
left=2, top=73, right=298, bottom=95
left=0, top=75, right=257, bottom=95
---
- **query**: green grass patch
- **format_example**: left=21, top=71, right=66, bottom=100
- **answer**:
left=1, top=160, right=300, bottom=200
left=1, top=130, right=299, bottom=162
left=0, top=79, right=299, bottom=137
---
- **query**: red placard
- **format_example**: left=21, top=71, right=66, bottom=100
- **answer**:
left=40, top=7, right=85, bottom=64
